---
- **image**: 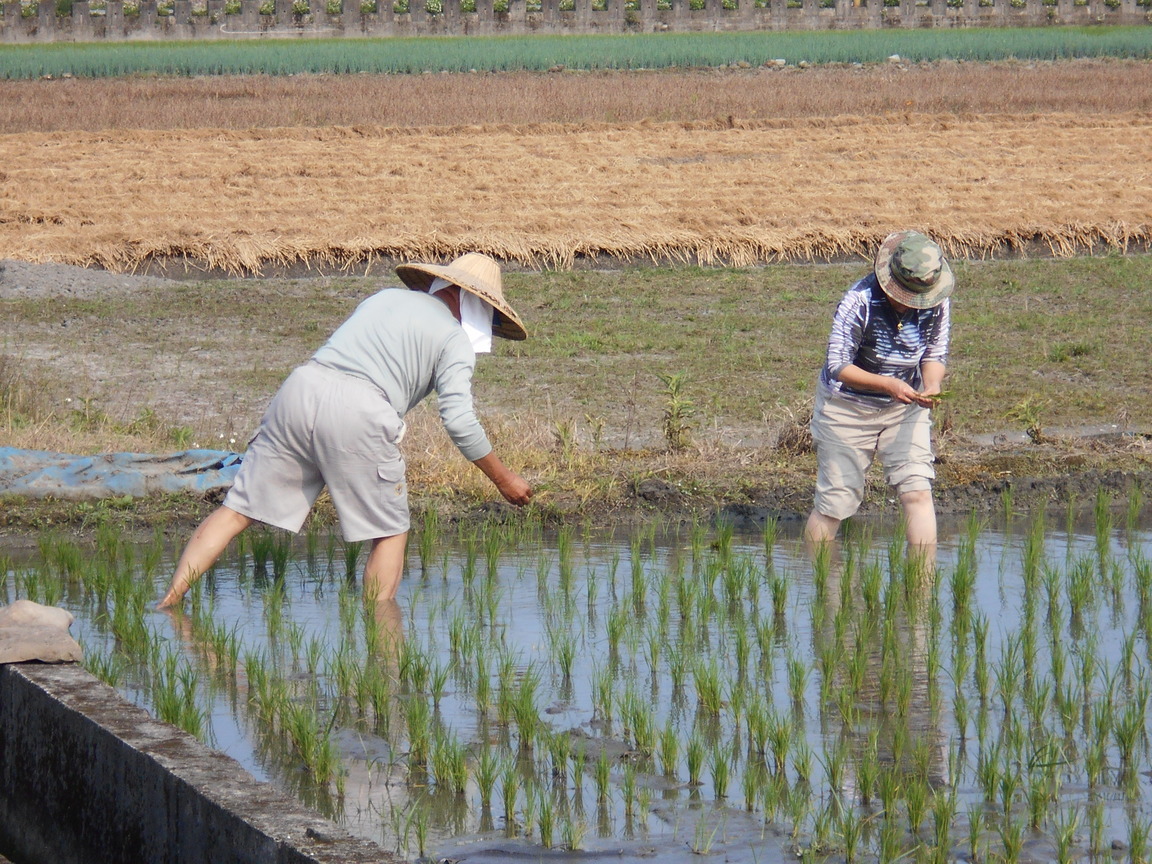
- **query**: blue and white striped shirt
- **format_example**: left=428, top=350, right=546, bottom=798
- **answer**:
left=818, top=274, right=951, bottom=407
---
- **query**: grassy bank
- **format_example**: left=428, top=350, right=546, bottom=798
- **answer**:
left=1, top=256, right=1149, bottom=529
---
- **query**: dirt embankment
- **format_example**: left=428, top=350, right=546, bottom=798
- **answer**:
left=2, top=258, right=1149, bottom=536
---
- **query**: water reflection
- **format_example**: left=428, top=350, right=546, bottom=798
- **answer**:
left=5, top=503, right=1152, bottom=863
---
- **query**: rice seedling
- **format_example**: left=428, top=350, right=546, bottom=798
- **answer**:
left=546, top=730, right=572, bottom=781
left=1001, top=486, right=1015, bottom=524
left=84, top=647, right=127, bottom=687
left=855, top=735, right=879, bottom=809
left=878, top=815, right=904, bottom=863
left=551, top=627, right=577, bottom=684
left=1084, top=734, right=1107, bottom=790
left=693, top=658, right=724, bottom=717
left=511, top=663, right=544, bottom=752
left=501, top=759, right=522, bottom=829
left=1088, top=797, right=1105, bottom=857
left=690, top=809, right=723, bottom=856
left=1113, top=699, right=1146, bottom=776
left=792, top=739, right=813, bottom=784
left=1128, top=485, right=1145, bottom=536
left=998, top=766, right=1020, bottom=820
left=484, top=524, right=505, bottom=583
left=404, top=696, right=432, bottom=771
left=413, top=807, right=430, bottom=860
left=904, top=776, right=928, bottom=837
left=1094, top=488, right=1114, bottom=556
left=1025, top=766, right=1052, bottom=833
left=820, top=740, right=847, bottom=802
left=415, top=506, right=440, bottom=574
left=594, top=748, right=611, bottom=804
left=999, top=813, right=1025, bottom=863
left=591, top=662, right=615, bottom=728
left=474, top=745, right=500, bottom=811
left=341, top=539, right=362, bottom=582
left=786, top=652, right=809, bottom=709
left=658, top=720, right=679, bottom=778
left=430, top=729, right=470, bottom=795
left=561, top=814, right=587, bottom=851
left=966, top=804, right=987, bottom=863
left=709, top=742, right=730, bottom=799
left=741, top=760, right=762, bottom=813
left=625, top=692, right=657, bottom=757
left=686, top=734, right=705, bottom=787
left=606, top=605, right=628, bottom=659
left=283, top=698, right=338, bottom=783
left=839, top=806, right=866, bottom=864
left=765, top=711, right=792, bottom=777
left=769, top=574, right=789, bottom=623
left=429, top=658, right=451, bottom=710
left=620, top=762, right=637, bottom=817
left=1052, top=806, right=1080, bottom=864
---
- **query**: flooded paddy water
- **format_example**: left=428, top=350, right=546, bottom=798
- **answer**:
left=4, top=491, right=1152, bottom=864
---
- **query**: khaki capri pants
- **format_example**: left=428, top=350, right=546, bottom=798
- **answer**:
left=224, top=362, right=409, bottom=542
left=810, top=388, right=935, bottom=521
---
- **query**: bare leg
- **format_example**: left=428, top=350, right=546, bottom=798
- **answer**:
left=804, top=509, right=841, bottom=553
left=363, top=532, right=409, bottom=602
left=372, top=596, right=406, bottom=658
left=900, top=489, right=938, bottom=550
left=159, top=505, right=254, bottom=608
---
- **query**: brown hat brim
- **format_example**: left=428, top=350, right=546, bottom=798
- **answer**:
left=874, top=231, right=955, bottom=310
left=396, top=260, right=527, bottom=341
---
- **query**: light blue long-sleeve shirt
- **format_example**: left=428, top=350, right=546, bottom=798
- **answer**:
left=311, top=288, right=492, bottom=461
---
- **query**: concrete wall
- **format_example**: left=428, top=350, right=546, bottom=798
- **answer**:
left=0, top=662, right=397, bottom=864
left=0, top=0, right=1147, bottom=43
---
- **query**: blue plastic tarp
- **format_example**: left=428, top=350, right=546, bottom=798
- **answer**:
left=0, top=447, right=243, bottom=500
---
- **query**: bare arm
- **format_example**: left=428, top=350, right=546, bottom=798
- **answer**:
left=836, top=363, right=943, bottom=408
left=836, top=364, right=924, bottom=405
left=472, top=452, right=533, bottom=505
left=918, top=360, right=947, bottom=398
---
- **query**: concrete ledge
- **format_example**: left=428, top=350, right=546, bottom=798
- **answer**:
left=0, top=663, right=397, bottom=864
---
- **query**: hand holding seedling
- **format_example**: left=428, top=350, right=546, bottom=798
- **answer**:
left=916, top=390, right=951, bottom=409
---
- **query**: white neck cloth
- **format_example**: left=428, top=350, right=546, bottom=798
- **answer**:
left=430, top=277, right=494, bottom=355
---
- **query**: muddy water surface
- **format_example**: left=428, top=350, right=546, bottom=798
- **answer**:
left=11, top=506, right=1152, bottom=864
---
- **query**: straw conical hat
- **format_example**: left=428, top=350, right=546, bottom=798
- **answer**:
left=396, top=253, right=527, bottom=341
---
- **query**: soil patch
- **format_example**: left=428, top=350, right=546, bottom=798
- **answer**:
left=1, top=258, right=1149, bottom=537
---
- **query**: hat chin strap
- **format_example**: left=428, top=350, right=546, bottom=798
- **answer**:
left=431, top=277, right=493, bottom=354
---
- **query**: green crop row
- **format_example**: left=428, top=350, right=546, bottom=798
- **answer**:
left=1, top=25, right=1150, bottom=78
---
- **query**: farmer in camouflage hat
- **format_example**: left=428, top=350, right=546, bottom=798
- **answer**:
left=804, top=230, right=954, bottom=553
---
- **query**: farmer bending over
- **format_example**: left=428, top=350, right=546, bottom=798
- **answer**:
left=158, top=253, right=533, bottom=609
left=804, top=230, right=953, bottom=552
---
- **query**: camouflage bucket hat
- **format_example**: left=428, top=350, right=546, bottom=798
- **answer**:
left=874, top=230, right=955, bottom=310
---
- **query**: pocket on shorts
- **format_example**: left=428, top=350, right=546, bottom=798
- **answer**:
left=377, top=457, right=408, bottom=499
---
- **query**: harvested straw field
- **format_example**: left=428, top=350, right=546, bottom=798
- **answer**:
left=1, top=59, right=1151, bottom=272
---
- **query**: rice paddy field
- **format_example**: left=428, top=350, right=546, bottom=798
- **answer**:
left=0, top=53, right=1151, bottom=272
left=4, top=495, right=1152, bottom=863
left=2, top=30, right=1152, bottom=864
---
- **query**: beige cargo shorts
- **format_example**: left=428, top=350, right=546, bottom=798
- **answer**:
left=225, top=362, right=409, bottom=541
left=809, top=388, right=935, bottom=521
